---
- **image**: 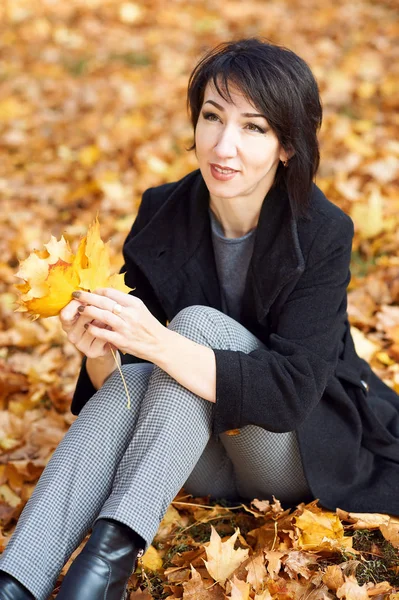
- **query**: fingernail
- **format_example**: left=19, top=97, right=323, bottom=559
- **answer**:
left=84, top=323, right=89, bottom=330
left=77, top=305, right=85, bottom=313
left=72, top=291, right=81, bottom=299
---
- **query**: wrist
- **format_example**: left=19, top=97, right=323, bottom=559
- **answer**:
left=86, top=350, right=120, bottom=390
left=151, top=327, right=175, bottom=370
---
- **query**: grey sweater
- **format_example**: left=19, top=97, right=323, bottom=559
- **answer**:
left=208, top=208, right=256, bottom=321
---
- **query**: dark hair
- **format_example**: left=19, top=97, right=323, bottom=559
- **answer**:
left=187, top=38, right=323, bottom=220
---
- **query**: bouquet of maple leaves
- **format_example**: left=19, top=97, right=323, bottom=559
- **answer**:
left=14, top=218, right=132, bottom=319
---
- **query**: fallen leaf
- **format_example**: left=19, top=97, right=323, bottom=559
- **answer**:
left=323, top=565, right=345, bottom=591
left=336, top=575, right=369, bottom=600
left=380, top=522, right=399, bottom=549
left=139, top=545, right=163, bottom=572
left=366, top=581, right=392, bottom=596
left=283, top=550, right=319, bottom=580
left=337, top=508, right=399, bottom=529
left=254, top=591, right=273, bottom=600
left=182, top=565, right=224, bottom=600
left=203, top=526, right=249, bottom=587
left=264, top=550, right=285, bottom=579
left=227, top=574, right=251, bottom=599
left=245, top=553, right=268, bottom=593
left=294, top=509, right=353, bottom=552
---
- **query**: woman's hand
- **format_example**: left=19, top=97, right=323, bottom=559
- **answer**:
left=69, top=288, right=168, bottom=363
left=59, top=298, right=115, bottom=360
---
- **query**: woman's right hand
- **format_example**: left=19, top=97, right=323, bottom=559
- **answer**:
left=60, top=298, right=114, bottom=360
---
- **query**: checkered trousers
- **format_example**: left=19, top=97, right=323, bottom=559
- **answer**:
left=0, top=305, right=311, bottom=600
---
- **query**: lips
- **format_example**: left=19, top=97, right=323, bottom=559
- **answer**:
left=211, top=163, right=238, bottom=173
left=209, top=164, right=239, bottom=181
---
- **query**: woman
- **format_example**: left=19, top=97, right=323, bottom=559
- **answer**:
left=0, top=38, right=398, bottom=600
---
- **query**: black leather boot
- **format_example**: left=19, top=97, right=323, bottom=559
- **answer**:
left=56, top=518, right=145, bottom=600
left=0, top=571, right=35, bottom=600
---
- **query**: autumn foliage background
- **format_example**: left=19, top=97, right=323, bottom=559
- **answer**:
left=0, top=0, right=398, bottom=598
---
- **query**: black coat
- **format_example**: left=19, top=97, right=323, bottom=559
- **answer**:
left=71, top=169, right=399, bottom=515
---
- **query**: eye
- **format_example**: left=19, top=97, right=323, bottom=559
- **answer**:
left=202, top=111, right=220, bottom=121
left=246, top=122, right=266, bottom=134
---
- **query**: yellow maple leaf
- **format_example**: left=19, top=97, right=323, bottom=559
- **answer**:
left=139, top=544, right=163, bottom=572
left=204, top=526, right=249, bottom=587
left=15, top=219, right=133, bottom=318
left=21, top=259, right=80, bottom=318
left=74, top=219, right=112, bottom=291
left=294, top=509, right=353, bottom=552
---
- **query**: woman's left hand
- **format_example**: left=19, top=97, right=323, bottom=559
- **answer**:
left=72, top=288, right=167, bottom=362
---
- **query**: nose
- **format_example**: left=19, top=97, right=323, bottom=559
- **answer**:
left=214, top=125, right=238, bottom=158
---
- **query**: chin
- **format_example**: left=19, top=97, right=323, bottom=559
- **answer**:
left=206, top=183, right=241, bottom=199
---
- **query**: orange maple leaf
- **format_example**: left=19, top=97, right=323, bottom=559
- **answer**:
left=15, top=218, right=133, bottom=319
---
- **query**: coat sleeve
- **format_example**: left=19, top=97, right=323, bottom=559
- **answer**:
left=212, top=214, right=355, bottom=434
left=70, top=188, right=168, bottom=416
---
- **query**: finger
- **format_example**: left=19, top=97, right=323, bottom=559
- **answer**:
left=92, top=288, right=140, bottom=307
left=76, top=330, right=106, bottom=357
left=91, top=319, right=110, bottom=329
left=77, top=305, right=122, bottom=329
left=72, top=290, right=129, bottom=313
left=60, top=299, right=83, bottom=323
left=85, top=322, right=120, bottom=346
left=67, top=314, right=95, bottom=345
left=88, top=337, right=116, bottom=359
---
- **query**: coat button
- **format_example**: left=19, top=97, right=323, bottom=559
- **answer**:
left=360, top=379, right=369, bottom=391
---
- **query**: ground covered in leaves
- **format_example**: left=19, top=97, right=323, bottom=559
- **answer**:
left=0, top=0, right=398, bottom=598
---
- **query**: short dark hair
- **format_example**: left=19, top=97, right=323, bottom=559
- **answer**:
left=187, top=38, right=323, bottom=220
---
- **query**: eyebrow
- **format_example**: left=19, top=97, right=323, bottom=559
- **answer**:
left=203, top=99, right=267, bottom=119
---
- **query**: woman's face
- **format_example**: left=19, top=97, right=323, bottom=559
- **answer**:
left=195, top=80, right=288, bottom=204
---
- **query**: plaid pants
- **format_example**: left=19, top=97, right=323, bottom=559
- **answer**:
left=0, top=306, right=311, bottom=600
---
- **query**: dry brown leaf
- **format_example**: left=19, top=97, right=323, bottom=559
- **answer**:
left=155, top=504, right=189, bottom=540
left=337, top=575, right=369, bottom=600
left=203, top=526, right=249, bottom=587
left=283, top=550, right=319, bottom=580
left=245, top=553, right=268, bottom=593
left=379, top=522, right=399, bottom=549
left=336, top=508, right=399, bottom=530
left=366, top=581, right=392, bottom=597
left=128, top=589, right=153, bottom=599
left=264, top=550, right=285, bottom=579
left=226, top=574, right=251, bottom=599
left=182, top=565, right=224, bottom=600
left=323, top=565, right=345, bottom=591
left=254, top=591, right=273, bottom=600
left=251, top=499, right=272, bottom=513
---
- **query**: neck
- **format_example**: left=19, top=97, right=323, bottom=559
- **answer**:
left=209, top=183, right=275, bottom=239
left=209, top=202, right=258, bottom=238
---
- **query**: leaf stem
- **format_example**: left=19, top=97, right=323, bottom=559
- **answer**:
left=110, top=347, right=131, bottom=409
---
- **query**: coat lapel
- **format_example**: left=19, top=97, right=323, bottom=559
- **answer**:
left=124, top=171, right=222, bottom=318
left=124, top=169, right=305, bottom=324
left=247, top=179, right=306, bottom=324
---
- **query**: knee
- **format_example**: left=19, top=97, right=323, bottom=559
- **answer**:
left=167, top=305, right=226, bottom=345
left=105, top=363, right=153, bottom=394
